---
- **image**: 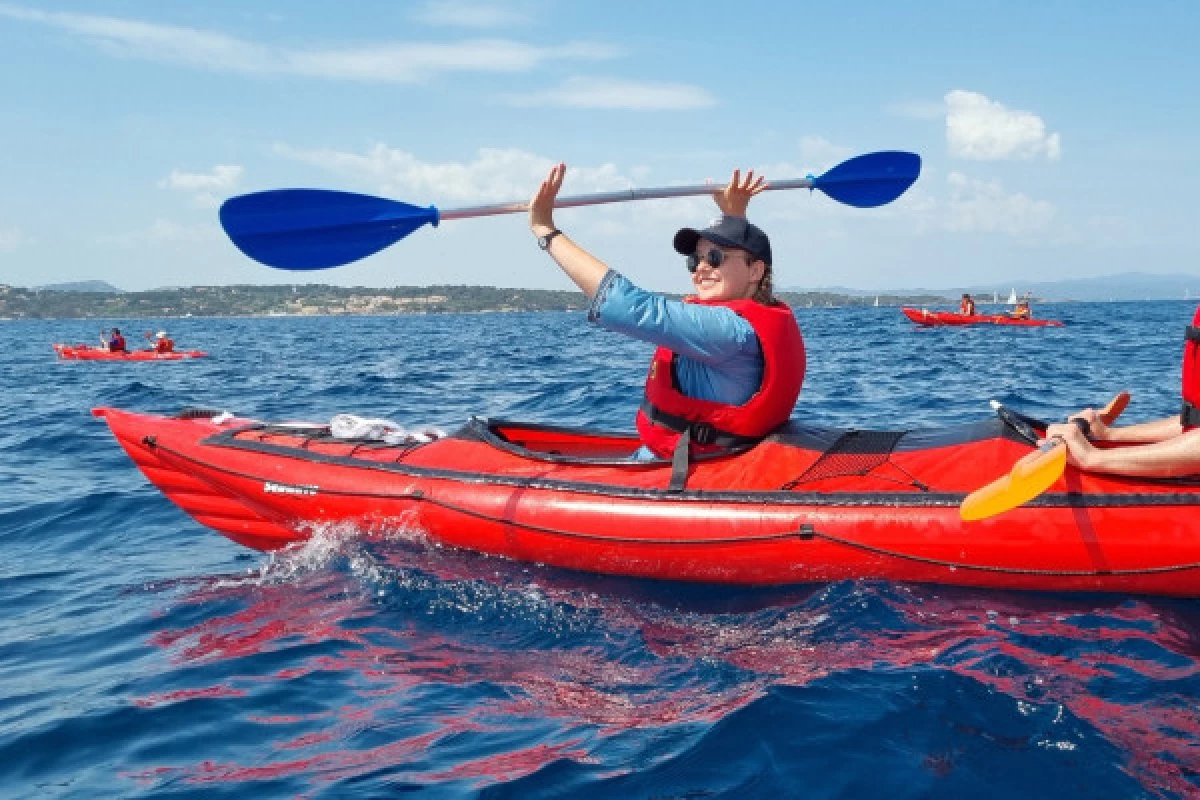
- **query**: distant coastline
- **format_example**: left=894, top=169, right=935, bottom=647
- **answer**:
left=7, top=272, right=1198, bottom=320
left=0, top=283, right=949, bottom=320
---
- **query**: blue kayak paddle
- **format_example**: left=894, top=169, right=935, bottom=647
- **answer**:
left=220, top=151, right=921, bottom=271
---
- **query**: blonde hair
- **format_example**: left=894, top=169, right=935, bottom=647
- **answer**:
left=752, top=262, right=776, bottom=305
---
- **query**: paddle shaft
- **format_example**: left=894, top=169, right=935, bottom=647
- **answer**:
left=438, top=178, right=817, bottom=222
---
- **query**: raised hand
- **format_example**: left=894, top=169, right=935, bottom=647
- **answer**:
left=529, top=162, right=565, bottom=236
left=714, top=168, right=768, bottom=217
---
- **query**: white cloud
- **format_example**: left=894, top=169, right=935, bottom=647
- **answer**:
left=945, top=90, right=1061, bottom=161
left=287, top=41, right=617, bottom=82
left=159, top=165, right=243, bottom=208
left=0, top=4, right=615, bottom=82
left=159, top=165, right=243, bottom=192
left=502, top=76, right=716, bottom=110
left=942, top=171, right=1056, bottom=234
left=272, top=143, right=635, bottom=204
left=0, top=226, right=23, bottom=252
left=412, top=1, right=528, bottom=28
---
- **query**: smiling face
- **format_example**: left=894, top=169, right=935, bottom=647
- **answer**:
left=690, top=237, right=766, bottom=302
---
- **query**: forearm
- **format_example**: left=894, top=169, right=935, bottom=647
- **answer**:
left=1080, top=429, right=1200, bottom=478
left=589, top=273, right=758, bottom=362
left=1101, top=415, right=1182, bottom=443
left=537, top=229, right=608, bottom=299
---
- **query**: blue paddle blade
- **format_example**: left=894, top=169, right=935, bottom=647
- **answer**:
left=813, top=151, right=921, bottom=208
left=219, top=189, right=439, bottom=270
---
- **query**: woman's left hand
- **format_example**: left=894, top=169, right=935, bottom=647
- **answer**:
left=714, top=168, right=767, bottom=217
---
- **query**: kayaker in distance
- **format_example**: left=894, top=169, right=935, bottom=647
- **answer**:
left=103, top=327, right=127, bottom=353
left=528, top=163, right=805, bottom=468
left=152, top=331, right=175, bottom=354
left=959, top=293, right=976, bottom=315
left=1046, top=308, right=1200, bottom=477
left=1008, top=293, right=1033, bottom=320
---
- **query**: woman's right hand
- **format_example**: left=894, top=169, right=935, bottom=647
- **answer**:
left=529, top=162, right=565, bottom=237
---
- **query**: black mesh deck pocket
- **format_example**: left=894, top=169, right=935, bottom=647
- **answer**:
left=780, top=430, right=907, bottom=490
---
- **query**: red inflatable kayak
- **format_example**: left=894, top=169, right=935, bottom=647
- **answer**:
left=94, top=406, right=1200, bottom=596
left=54, top=344, right=208, bottom=361
left=901, top=307, right=1064, bottom=328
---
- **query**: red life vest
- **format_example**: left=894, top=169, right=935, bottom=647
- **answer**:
left=155, top=338, right=175, bottom=354
left=1182, top=306, right=1200, bottom=431
left=636, top=297, right=805, bottom=459
left=109, top=334, right=126, bottom=352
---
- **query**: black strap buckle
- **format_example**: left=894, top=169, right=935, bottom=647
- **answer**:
left=1182, top=401, right=1200, bottom=428
left=689, top=423, right=716, bottom=446
left=1186, top=326, right=1200, bottom=343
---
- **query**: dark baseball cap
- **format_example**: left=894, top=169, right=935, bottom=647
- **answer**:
left=673, top=216, right=772, bottom=267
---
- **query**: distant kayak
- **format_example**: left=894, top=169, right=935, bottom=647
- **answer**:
left=53, top=344, right=208, bottom=361
left=901, top=308, right=1064, bottom=328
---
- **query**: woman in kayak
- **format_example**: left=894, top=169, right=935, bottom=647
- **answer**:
left=959, top=293, right=976, bottom=315
left=528, top=163, right=805, bottom=469
left=104, top=328, right=127, bottom=353
left=1047, top=311, right=1200, bottom=476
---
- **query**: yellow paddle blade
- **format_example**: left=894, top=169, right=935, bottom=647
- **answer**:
left=959, top=442, right=1067, bottom=521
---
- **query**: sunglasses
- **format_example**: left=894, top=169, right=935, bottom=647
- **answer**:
left=686, top=248, right=744, bottom=273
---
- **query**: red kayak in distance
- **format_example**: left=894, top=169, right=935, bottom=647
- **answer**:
left=53, top=344, right=208, bottom=361
left=901, top=307, right=1064, bottom=328
left=94, top=406, right=1200, bottom=596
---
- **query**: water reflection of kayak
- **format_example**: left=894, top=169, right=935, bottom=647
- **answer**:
left=901, top=307, right=1064, bottom=327
left=53, top=344, right=208, bottom=360
left=93, top=406, right=1200, bottom=596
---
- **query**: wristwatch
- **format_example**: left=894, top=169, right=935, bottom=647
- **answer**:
left=537, top=229, right=562, bottom=250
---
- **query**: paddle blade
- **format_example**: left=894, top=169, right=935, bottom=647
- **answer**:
left=1100, top=391, right=1131, bottom=424
left=959, top=442, right=1067, bottom=521
left=813, top=151, right=921, bottom=208
left=219, top=189, right=439, bottom=270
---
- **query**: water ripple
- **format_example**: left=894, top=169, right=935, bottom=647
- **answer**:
left=2, top=303, right=1198, bottom=797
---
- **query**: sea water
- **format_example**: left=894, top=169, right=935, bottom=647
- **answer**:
left=1, top=302, right=1197, bottom=797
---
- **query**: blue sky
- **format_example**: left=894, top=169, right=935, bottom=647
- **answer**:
left=0, top=1, right=1196, bottom=292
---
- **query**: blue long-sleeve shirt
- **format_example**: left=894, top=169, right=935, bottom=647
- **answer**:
left=587, top=270, right=763, bottom=405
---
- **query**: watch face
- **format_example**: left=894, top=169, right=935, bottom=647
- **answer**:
left=538, top=235, right=550, bottom=249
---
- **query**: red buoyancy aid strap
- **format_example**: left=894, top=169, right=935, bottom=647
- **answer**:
left=639, top=298, right=805, bottom=461
left=1182, top=306, right=1200, bottom=430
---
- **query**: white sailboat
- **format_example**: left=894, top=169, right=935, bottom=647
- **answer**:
left=873, top=296, right=880, bottom=307
left=992, top=291, right=998, bottom=304
left=1006, top=288, right=1018, bottom=305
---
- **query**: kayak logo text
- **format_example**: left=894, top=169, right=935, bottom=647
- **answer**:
left=263, top=481, right=318, bottom=496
